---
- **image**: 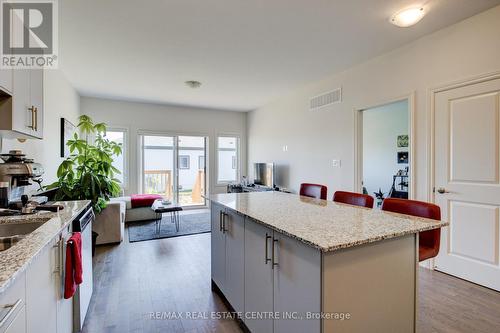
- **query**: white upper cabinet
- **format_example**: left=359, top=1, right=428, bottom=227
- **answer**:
left=29, top=69, right=44, bottom=138
left=0, top=68, right=13, bottom=94
left=0, top=69, right=44, bottom=139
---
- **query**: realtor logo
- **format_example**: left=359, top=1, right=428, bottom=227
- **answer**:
left=1, top=0, right=58, bottom=68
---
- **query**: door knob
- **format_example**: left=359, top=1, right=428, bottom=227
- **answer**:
left=436, top=187, right=449, bottom=194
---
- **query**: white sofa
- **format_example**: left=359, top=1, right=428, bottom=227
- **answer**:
left=92, top=201, right=126, bottom=245
left=110, top=196, right=157, bottom=222
left=92, top=196, right=160, bottom=246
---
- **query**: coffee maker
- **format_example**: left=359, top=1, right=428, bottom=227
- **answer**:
left=0, top=151, right=45, bottom=207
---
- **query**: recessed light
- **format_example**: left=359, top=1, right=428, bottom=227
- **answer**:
left=185, top=80, right=202, bottom=88
left=390, top=7, right=426, bottom=27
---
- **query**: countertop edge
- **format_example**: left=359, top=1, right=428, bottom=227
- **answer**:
left=211, top=197, right=449, bottom=253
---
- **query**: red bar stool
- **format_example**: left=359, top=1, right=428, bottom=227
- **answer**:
left=381, top=198, right=441, bottom=262
left=299, top=183, right=327, bottom=200
left=333, top=191, right=374, bottom=208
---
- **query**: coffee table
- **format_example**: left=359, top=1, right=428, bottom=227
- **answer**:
left=151, top=200, right=183, bottom=234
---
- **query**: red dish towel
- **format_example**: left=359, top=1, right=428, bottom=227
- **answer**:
left=64, top=232, right=83, bottom=299
left=131, top=194, right=163, bottom=208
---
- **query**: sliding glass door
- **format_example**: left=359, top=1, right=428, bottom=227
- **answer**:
left=141, top=134, right=207, bottom=207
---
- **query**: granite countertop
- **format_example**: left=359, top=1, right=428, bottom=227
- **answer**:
left=0, top=200, right=91, bottom=294
left=210, top=192, right=448, bottom=253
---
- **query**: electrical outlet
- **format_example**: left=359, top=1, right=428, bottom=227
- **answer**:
left=332, top=159, right=341, bottom=167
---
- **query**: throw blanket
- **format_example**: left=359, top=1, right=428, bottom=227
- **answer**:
left=64, top=232, right=83, bottom=299
left=131, top=194, right=163, bottom=208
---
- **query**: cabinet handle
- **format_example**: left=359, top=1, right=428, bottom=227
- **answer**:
left=0, top=299, right=23, bottom=328
left=34, top=107, right=38, bottom=131
left=271, top=238, right=279, bottom=269
left=219, top=210, right=223, bottom=232
left=222, top=213, right=228, bottom=233
left=28, top=106, right=35, bottom=129
left=265, top=233, right=272, bottom=264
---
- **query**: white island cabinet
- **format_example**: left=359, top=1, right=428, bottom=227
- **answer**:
left=243, top=217, right=321, bottom=333
left=211, top=202, right=245, bottom=314
left=210, top=192, right=447, bottom=333
left=211, top=201, right=321, bottom=333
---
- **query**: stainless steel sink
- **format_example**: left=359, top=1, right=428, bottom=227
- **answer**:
left=0, top=235, right=25, bottom=251
left=0, top=220, right=48, bottom=237
left=0, top=218, right=50, bottom=251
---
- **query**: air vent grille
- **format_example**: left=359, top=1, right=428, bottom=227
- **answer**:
left=310, top=88, right=342, bottom=110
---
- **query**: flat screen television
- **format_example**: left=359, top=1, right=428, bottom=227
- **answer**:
left=253, top=163, right=274, bottom=188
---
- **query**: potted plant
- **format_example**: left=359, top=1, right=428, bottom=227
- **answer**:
left=373, top=188, right=385, bottom=208
left=47, top=115, right=122, bottom=213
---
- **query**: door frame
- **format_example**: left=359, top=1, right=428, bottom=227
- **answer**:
left=354, top=92, right=416, bottom=200
left=137, top=130, right=210, bottom=209
left=428, top=71, right=500, bottom=203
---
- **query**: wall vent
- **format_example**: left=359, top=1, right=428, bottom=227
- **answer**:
left=310, top=88, right=342, bottom=110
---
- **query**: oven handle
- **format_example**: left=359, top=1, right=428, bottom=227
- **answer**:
left=79, top=208, right=95, bottom=230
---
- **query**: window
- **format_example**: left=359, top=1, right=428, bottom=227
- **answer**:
left=217, top=136, right=239, bottom=183
left=179, top=155, right=190, bottom=169
left=198, top=156, right=205, bottom=170
left=104, top=129, right=127, bottom=187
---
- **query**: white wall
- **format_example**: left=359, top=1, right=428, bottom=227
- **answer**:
left=247, top=5, right=500, bottom=201
left=362, top=100, right=408, bottom=197
left=0, top=70, right=81, bottom=189
left=81, top=97, right=247, bottom=196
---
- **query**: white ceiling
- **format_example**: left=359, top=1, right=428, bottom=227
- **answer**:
left=60, top=0, right=500, bottom=111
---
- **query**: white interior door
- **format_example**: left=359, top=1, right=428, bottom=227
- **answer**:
left=434, top=77, right=500, bottom=291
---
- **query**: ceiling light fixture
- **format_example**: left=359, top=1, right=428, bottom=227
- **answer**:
left=390, top=7, right=426, bottom=27
left=185, top=80, right=202, bottom=88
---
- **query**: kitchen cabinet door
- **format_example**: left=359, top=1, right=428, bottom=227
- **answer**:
left=0, top=270, right=26, bottom=333
left=4, top=306, right=26, bottom=333
left=244, top=219, right=274, bottom=333
left=12, top=69, right=32, bottom=136
left=0, top=68, right=13, bottom=94
left=26, top=238, right=58, bottom=333
left=211, top=202, right=226, bottom=290
left=273, top=233, right=321, bottom=333
left=29, top=69, right=43, bottom=138
left=224, top=210, right=245, bottom=314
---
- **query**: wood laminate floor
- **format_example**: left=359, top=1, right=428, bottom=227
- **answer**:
left=82, top=227, right=500, bottom=333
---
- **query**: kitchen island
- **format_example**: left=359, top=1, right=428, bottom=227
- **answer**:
left=209, top=192, right=448, bottom=333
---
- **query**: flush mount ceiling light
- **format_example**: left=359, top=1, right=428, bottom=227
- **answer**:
left=390, top=7, right=426, bottom=27
left=185, top=80, right=202, bottom=88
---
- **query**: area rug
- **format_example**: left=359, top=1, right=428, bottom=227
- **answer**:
left=128, top=212, right=211, bottom=242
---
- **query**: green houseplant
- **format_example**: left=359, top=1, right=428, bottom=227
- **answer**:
left=47, top=115, right=122, bottom=213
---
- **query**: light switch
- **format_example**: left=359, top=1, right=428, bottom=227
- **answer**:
left=282, top=145, right=288, bottom=152
left=332, top=159, right=341, bottom=167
